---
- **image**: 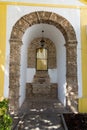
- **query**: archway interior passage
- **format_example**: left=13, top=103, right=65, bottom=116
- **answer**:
left=20, top=24, right=66, bottom=107
left=9, top=11, right=78, bottom=112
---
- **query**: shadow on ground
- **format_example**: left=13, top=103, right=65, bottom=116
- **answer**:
left=12, top=98, right=69, bottom=130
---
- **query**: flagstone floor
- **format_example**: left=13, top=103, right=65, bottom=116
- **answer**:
left=12, top=98, right=69, bottom=130
left=19, top=98, right=69, bottom=114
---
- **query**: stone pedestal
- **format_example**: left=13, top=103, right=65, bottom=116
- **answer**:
left=26, top=83, right=58, bottom=99
left=26, top=71, right=58, bottom=99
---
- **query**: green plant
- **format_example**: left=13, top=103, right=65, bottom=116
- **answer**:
left=0, top=98, right=12, bottom=130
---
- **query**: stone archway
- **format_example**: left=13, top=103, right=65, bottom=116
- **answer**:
left=9, top=11, right=77, bottom=113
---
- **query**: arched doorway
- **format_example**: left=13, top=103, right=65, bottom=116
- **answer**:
left=9, top=11, right=77, bottom=113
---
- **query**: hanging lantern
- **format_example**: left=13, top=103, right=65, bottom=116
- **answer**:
left=40, top=30, right=45, bottom=48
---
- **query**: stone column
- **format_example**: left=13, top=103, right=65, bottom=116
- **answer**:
left=9, top=39, right=22, bottom=114
left=65, top=40, right=78, bottom=112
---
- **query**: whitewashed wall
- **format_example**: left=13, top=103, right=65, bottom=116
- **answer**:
left=26, top=68, right=36, bottom=83
left=56, top=33, right=66, bottom=106
left=4, top=5, right=82, bottom=106
left=19, top=41, right=28, bottom=106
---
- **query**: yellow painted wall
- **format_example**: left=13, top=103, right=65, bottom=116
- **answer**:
left=0, top=1, right=87, bottom=112
left=79, top=8, right=87, bottom=113
left=0, top=1, right=86, bottom=9
left=80, top=0, right=87, bottom=4
left=0, top=5, right=6, bottom=98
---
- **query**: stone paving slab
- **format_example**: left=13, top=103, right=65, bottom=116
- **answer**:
left=16, top=113, right=65, bottom=130
left=12, top=98, right=69, bottom=130
left=19, top=98, right=69, bottom=114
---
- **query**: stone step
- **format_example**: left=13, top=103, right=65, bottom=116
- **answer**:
left=26, top=83, right=58, bottom=99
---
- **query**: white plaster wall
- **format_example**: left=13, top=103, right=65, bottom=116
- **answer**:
left=26, top=69, right=36, bottom=82
left=1, top=0, right=84, bottom=6
left=5, top=5, right=82, bottom=106
left=4, top=46, right=10, bottom=98
left=77, top=30, right=82, bottom=98
left=48, top=69, right=57, bottom=83
left=19, top=41, right=28, bottom=107
left=56, top=34, right=66, bottom=106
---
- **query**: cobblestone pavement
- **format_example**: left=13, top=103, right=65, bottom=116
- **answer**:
left=13, top=98, right=69, bottom=130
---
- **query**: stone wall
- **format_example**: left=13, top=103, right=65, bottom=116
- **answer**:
left=65, top=42, right=78, bottom=112
left=9, top=40, right=22, bottom=112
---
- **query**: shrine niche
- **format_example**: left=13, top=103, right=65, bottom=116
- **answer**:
left=27, top=38, right=56, bottom=69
